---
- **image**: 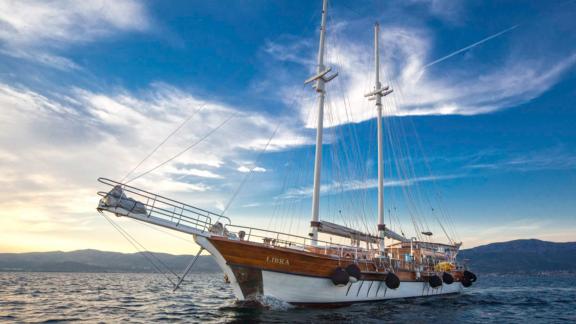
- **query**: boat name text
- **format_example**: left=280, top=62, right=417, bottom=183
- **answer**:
left=266, top=256, right=290, bottom=266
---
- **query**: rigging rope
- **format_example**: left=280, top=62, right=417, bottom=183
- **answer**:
left=221, top=123, right=281, bottom=216
left=126, top=113, right=239, bottom=184
left=120, top=104, right=207, bottom=183
left=98, top=211, right=178, bottom=287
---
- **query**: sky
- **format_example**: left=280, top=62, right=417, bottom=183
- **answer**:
left=0, top=0, right=575, bottom=254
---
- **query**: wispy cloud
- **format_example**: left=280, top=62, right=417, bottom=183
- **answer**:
left=466, top=147, right=576, bottom=172
left=0, top=0, right=151, bottom=70
left=266, top=17, right=576, bottom=127
left=264, top=36, right=314, bottom=66
left=237, top=166, right=266, bottom=173
left=279, top=174, right=461, bottom=200
left=171, top=166, right=223, bottom=180
left=406, top=0, right=465, bottom=24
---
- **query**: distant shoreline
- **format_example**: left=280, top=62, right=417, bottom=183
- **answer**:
left=0, top=269, right=221, bottom=274
left=2, top=239, right=575, bottom=274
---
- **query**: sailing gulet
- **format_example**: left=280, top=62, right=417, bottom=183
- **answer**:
left=96, top=0, right=477, bottom=306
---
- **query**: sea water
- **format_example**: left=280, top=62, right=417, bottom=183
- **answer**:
left=0, top=272, right=574, bottom=323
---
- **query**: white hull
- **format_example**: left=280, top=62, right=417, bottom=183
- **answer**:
left=262, top=271, right=462, bottom=304
left=195, top=236, right=463, bottom=305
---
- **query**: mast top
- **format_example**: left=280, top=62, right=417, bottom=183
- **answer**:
left=304, top=0, right=338, bottom=92
left=365, top=22, right=393, bottom=101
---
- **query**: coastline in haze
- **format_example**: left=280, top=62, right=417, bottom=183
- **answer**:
left=2, top=239, right=575, bottom=274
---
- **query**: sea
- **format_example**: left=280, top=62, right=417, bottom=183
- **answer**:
left=0, top=272, right=575, bottom=323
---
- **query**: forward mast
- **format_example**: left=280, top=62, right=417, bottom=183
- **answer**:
left=306, top=0, right=337, bottom=245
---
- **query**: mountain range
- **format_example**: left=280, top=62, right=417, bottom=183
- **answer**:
left=458, top=239, right=576, bottom=273
left=0, top=249, right=219, bottom=273
left=1, top=239, right=574, bottom=274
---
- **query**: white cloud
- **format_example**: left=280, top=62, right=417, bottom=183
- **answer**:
left=241, top=202, right=261, bottom=208
left=0, top=82, right=310, bottom=241
left=237, top=166, right=250, bottom=173
left=0, top=0, right=149, bottom=46
left=171, top=167, right=223, bottom=179
left=270, top=23, right=576, bottom=128
left=279, top=174, right=461, bottom=200
left=0, top=0, right=151, bottom=69
left=406, top=0, right=464, bottom=24
left=237, top=166, right=266, bottom=173
left=264, top=36, right=314, bottom=66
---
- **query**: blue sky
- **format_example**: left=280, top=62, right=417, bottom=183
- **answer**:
left=0, top=0, right=575, bottom=253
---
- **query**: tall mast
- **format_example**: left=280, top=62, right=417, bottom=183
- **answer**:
left=305, top=0, right=337, bottom=245
left=365, top=23, right=393, bottom=255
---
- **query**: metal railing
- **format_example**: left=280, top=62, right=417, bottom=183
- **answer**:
left=226, top=224, right=376, bottom=257
left=224, top=225, right=461, bottom=273
left=97, top=177, right=230, bottom=234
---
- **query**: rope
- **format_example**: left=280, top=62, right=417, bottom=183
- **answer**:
left=126, top=112, right=239, bottom=184
left=120, top=104, right=207, bottom=183
left=98, top=211, right=178, bottom=287
left=221, top=123, right=281, bottom=216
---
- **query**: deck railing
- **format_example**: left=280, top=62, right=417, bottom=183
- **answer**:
left=223, top=225, right=457, bottom=273
left=97, top=177, right=230, bottom=234
left=225, top=224, right=377, bottom=259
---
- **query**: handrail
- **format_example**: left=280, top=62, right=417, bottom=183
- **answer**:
left=226, top=224, right=378, bottom=257
left=224, top=225, right=458, bottom=273
left=97, top=191, right=214, bottom=233
left=98, top=177, right=231, bottom=225
left=97, top=177, right=232, bottom=234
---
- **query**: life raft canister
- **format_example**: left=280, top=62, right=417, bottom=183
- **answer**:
left=345, top=264, right=361, bottom=283
left=331, top=267, right=350, bottom=286
left=442, top=272, right=454, bottom=285
left=428, top=274, right=442, bottom=288
left=385, top=272, right=400, bottom=289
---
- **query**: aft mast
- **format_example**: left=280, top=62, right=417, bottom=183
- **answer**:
left=366, top=23, right=393, bottom=255
left=305, top=0, right=337, bottom=245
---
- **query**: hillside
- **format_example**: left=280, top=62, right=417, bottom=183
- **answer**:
left=0, top=249, right=220, bottom=273
left=1, top=239, right=574, bottom=274
left=458, top=239, right=576, bottom=273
